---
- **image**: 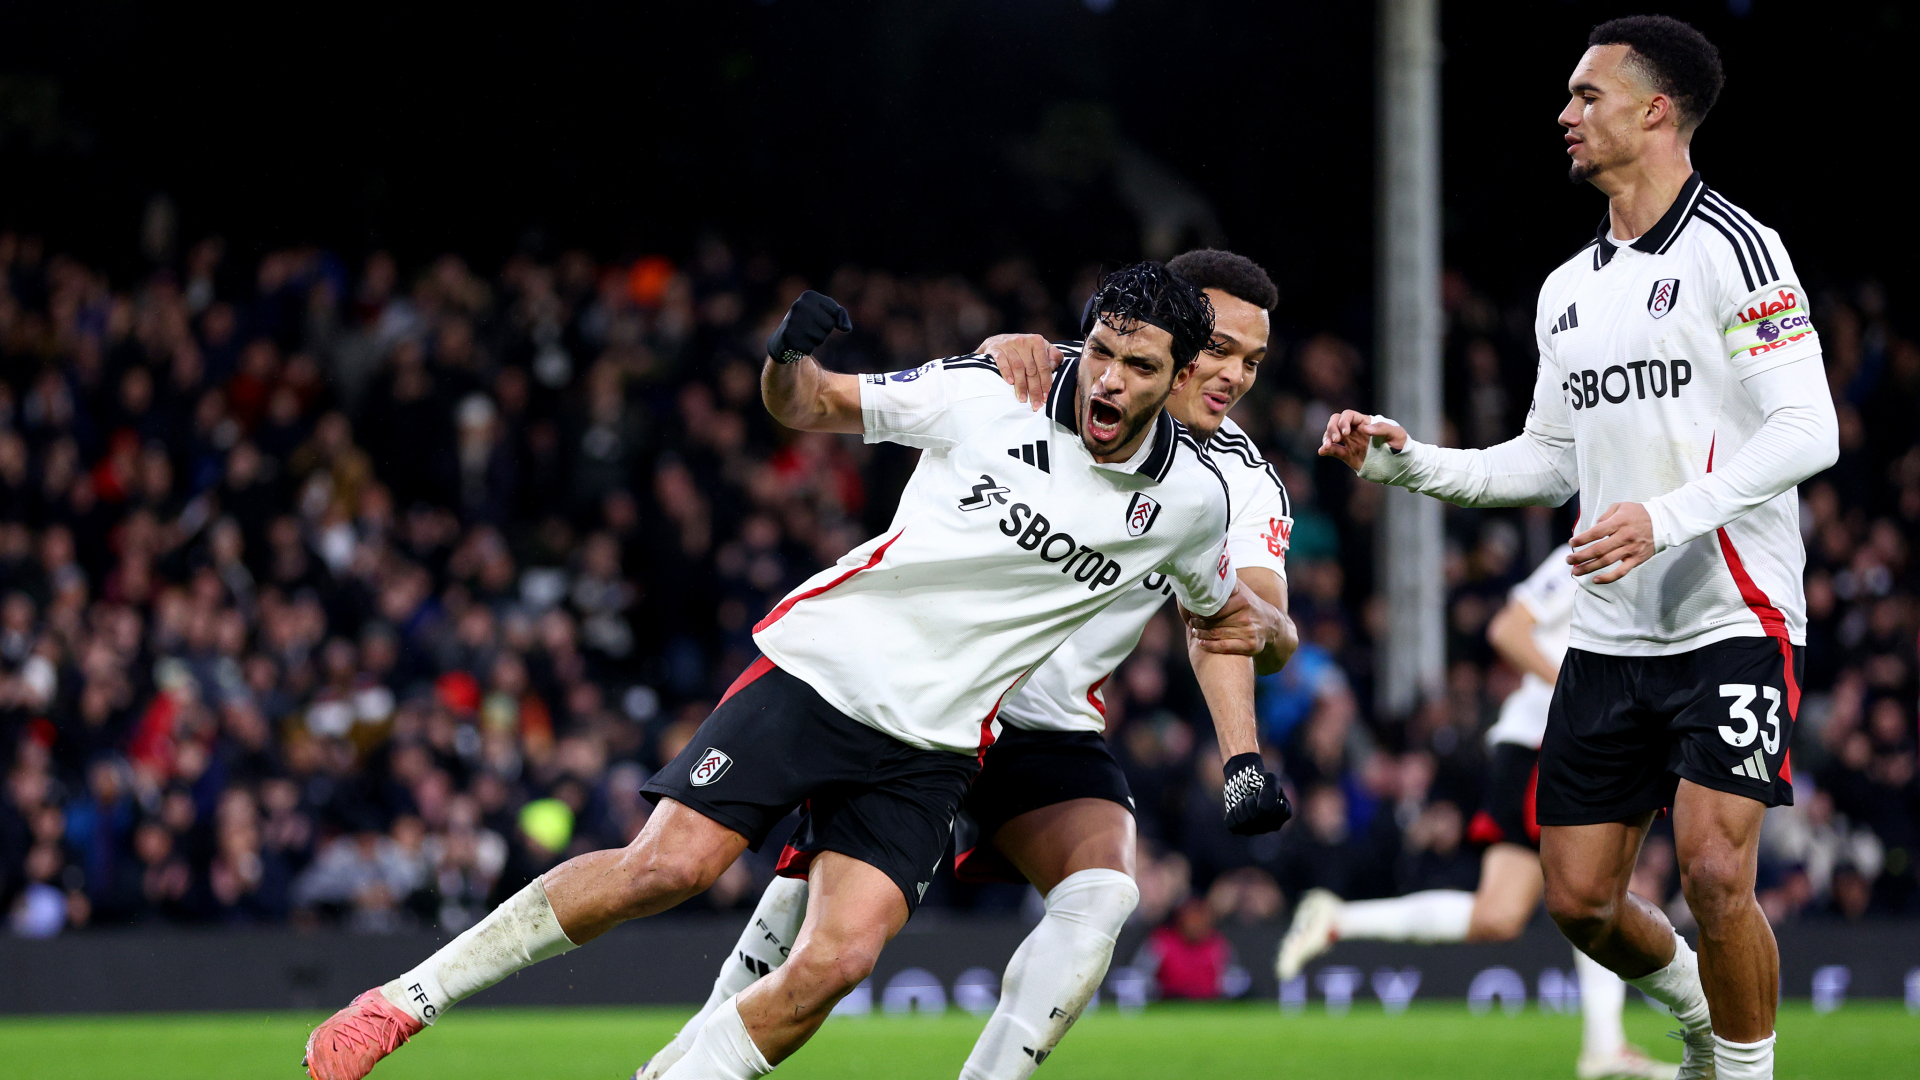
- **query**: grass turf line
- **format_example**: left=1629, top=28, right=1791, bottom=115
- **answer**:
left=0, top=1002, right=1910, bottom=1080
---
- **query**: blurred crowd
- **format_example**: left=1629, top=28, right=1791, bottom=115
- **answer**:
left=1, top=228, right=1914, bottom=950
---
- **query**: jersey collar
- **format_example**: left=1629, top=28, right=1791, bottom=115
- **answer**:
left=1591, top=171, right=1706, bottom=268
left=1047, top=352, right=1179, bottom=481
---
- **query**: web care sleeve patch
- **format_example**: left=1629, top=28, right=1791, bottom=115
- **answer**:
left=1225, top=479, right=1290, bottom=581
left=1723, top=279, right=1820, bottom=381
left=1713, top=223, right=1820, bottom=381
left=859, top=356, right=1021, bottom=449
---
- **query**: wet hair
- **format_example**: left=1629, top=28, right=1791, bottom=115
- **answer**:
left=1080, top=261, right=1215, bottom=371
left=1588, top=15, right=1724, bottom=130
left=1167, top=249, right=1278, bottom=312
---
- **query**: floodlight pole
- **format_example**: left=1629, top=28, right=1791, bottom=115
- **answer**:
left=1377, top=0, right=1445, bottom=718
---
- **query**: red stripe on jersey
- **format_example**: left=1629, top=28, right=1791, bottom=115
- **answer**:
left=719, top=655, right=776, bottom=706
left=754, top=530, right=905, bottom=633
left=1707, top=436, right=1799, bottom=783
left=1087, top=673, right=1111, bottom=719
left=976, top=671, right=1028, bottom=764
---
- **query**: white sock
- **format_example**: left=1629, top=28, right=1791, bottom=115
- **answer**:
left=1330, top=891, right=1474, bottom=943
left=658, top=997, right=773, bottom=1080
left=642, top=877, right=809, bottom=1079
left=381, top=878, right=577, bottom=1024
left=1574, top=946, right=1627, bottom=1059
left=1623, top=932, right=1712, bottom=1035
left=1712, top=1033, right=1775, bottom=1080
left=959, top=868, right=1138, bottom=1080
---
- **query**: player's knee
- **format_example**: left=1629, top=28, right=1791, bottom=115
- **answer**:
left=1543, top=878, right=1613, bottom=941
left=614, top=846, right=721, bottom=913
left=788, top=936, right=882, bottom=997
left=1047, top=868, right=1138, bottom=929
left=1678, top=845, right=1750, bottom=929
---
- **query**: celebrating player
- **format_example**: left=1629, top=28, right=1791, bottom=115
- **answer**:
left=634, top=250, right=1298, bottom=1080
left=1319, top=17, right=1836, bottom=1080
left=1277, top=544, right=1678, bottom=1080
left=302, top=261, right=1290, bottom=1080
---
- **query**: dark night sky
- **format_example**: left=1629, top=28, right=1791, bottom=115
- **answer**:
left=0, top=0, right=1909, bottom=340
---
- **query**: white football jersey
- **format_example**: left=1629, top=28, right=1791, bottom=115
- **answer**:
left=753, top=352, right=1235, bottom=756
left=1485, top=544, right=1574, bottom=751
left=998, top=414, right=1292, bottom=733
left=1530, top=173, right=1820, bottom=656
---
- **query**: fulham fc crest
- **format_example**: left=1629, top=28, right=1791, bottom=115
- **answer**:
left=1125, top=492, right=1162, bottom=537
left=1647, top=278, right=1680, bottom=320
left=689, top=747, right=732, bottom=787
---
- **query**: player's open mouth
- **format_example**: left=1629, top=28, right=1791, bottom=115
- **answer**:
left=1203, top=390, right=1232, bottom=414
left=1086, top=398, right=1123, bottom=442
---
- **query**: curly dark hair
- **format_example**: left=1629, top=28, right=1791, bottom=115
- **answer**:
left=1167, top=249, right=1278, bottom=311
left=1588, top=15, right=1724, bottom=130
left=1081, top=261, right=1215, bottom=371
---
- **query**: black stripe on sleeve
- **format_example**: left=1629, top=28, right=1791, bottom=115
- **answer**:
left=1702, top=192, right=1779, bottom=283
left=1691, top=208, right=1757, bottom=293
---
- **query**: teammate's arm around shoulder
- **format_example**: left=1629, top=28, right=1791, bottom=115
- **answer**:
left=761, top=290, right=864, bottom=434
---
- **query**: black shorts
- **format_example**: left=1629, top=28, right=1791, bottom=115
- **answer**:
left=641, top=659, right=978, bottom=915
left=1537, top=636, right=1801, bottom=827
left=952, top=727, right=1134, bottom=885
left=1467, top=743, right=1541, bottom=852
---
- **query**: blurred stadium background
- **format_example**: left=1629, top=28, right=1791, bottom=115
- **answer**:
left=0, top=1, right=1916, bottom=1075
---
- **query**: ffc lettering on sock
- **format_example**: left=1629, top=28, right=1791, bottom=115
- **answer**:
left=645, top=877, right=810, bottom=1080
left=381, top=879, right=578, bottom=1025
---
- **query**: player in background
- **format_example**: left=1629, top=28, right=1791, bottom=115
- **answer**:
left=634, top=250, right=1297, bottom=1080
left=304, top=262, right=1289, bottom=1080
left=1319, top=18, right=1837, bottom=1080
left=1277, top=545, right=1679, bottom=1080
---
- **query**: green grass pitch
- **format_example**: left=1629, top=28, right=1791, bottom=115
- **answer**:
left=1, top=1002, right=1912, bottom=1079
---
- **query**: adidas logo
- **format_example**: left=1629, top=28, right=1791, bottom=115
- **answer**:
left=1550, top=303, right=1579, bottom=335
left=1731, top=748, right=1770, bottom=782
left=1007, top=442, right=1051, bottom=472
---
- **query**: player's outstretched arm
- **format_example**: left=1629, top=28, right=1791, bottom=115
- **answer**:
left=976, top=332, right=1063, bottom=410
left=761, top=290, right=864, bottom=434
left=1319, top=406, right=1577, bottom=509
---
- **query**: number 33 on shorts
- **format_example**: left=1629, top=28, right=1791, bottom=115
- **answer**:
left=1717, top=682, right=1784, bottom=783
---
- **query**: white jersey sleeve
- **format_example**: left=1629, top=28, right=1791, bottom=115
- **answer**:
left=859, top=356, right=1024, bottom=449
left=1717, top=233, right=1820, bottom=380
left=1209, top=419, right=1291, bottom=581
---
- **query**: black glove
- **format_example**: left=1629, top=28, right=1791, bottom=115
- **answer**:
left=1222, top=752, right=1292, bottom=836
left=767, top=290, right=851, bottom=364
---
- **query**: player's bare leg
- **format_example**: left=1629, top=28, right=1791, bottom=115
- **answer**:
left=652, top=852, right=908, bottom=1079
left=959, top=798, right=1138, bottom=1080
left=306, top=800, right=746, bottom=1080
left=1466, top=843, right=1544, bottom=942
left=543, top=800, right=752, bottom=940
left=1543, top=814, right=1714, bottom=1078
left=1672, top=780, right=1777, bottom=1076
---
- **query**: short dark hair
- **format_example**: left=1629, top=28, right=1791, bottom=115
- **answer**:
left=1082, top=261, right=1215, bottom=371
left=1588, top=15, right=1724, bottom=130
left=1167, top=249, right=1278, bottom=311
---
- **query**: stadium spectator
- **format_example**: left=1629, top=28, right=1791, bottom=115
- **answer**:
left=0, top=227, right=1914, bottom=941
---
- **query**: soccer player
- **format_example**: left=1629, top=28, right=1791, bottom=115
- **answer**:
left=634, top=250, right=1298, bottom=1080
left=303, top=261, right=1291, bottom=1080
left=1277, top=544, right=1679, bottom=1080
left=1318, top=18, right=1836, bottom=1080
